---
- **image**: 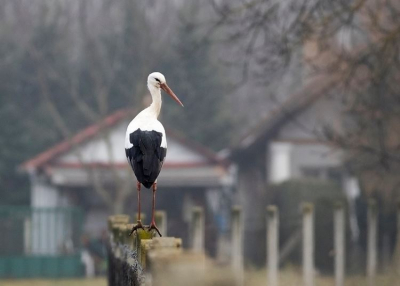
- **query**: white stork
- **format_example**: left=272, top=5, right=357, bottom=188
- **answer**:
left=125, top=72, right=183, bottom=236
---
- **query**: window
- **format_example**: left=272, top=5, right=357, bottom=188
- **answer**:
left=300, top=166, right=342, bottom=183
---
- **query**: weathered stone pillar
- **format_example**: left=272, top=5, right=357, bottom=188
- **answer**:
left=334, top=202, right=345, bottom=286
left=395, top=201, right=400, bottom=275
left=147, top=238, right=205, bottom=286
left=267, top=205, right=279, bottom=286
left=367, top=199, right=378, bottom=286
left=155, top=210, right=167, bottom=237
left=231, top=205, right=244, bottom=286
left=302, top=203, right=314, bottom=286
left=190, top=207, right=205, bottom=252
left=135, top=213, right=146, bottom=224
left=108, top=215, right=130, bottom=234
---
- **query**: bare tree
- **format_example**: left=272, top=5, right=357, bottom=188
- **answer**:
left=3, top=0, right=179, bottom=213
left=208, top=0, right=400, bottom=269
left=208, top=0, right=400, bottom=196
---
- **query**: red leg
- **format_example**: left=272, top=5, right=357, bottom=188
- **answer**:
left=137, top=181, right=141, bottom=221
left=129, top=182, right=144, bottom=236
left=148, top=183, right=162, bottom=237
left=151, top=183, right=156, bottom=224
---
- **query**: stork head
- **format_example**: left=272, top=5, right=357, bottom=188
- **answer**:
left=148, top=72, right=166, bottom=87
left=148, top=72, right=184, bottom=107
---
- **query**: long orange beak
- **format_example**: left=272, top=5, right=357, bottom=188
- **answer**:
left=160, top=83, right=184, bottom=107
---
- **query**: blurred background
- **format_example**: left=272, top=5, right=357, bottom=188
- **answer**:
left=1, top=0, right=400, bottom=285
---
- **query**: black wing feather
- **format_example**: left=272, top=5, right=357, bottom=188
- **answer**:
left=125, top=129, right=167, bottom=188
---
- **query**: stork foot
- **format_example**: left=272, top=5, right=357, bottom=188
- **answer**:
left=147, top=222, right=162, bottom=237
left=129, top=220, right=145, bottom=236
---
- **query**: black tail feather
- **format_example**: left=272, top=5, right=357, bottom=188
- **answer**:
left=125, top=129, right=166, bottom=188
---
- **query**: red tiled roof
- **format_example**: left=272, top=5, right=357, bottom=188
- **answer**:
left=20, top=108, right=225, bottom=171
left=165, top=127, right=224, bottom=165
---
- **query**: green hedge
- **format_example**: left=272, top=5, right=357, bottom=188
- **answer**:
left=0, top=254, right=83, bottom=278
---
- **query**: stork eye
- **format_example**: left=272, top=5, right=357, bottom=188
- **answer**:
left=155, top=78, right=161, bottom=83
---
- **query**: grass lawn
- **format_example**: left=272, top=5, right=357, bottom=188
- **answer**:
left=245, top=267, right=400, bottom=286
left=0, top=278, right=107, bottom=286
left=1, top=270, right=399, bottom=286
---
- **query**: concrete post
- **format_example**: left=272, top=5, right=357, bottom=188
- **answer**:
left=267, top=205, right=279, bottom=286
left=190, top=207, right=205, bottom=252
left=135, top=213, right=146, bottom=224
left=108, top=215, right=130, bottom=240
left=155, top=211, right=167, bottom=237
left=118, top=224, right=128, bottom=245
left=395, top=201, right=400, bottom=275
left=334, top=202, right=345, bottom=286
left=139, top=239, right=153, bottom=269
left=367, top=199, right=378, bottom=286
left=111, top=223, right=124, bottom=246
left=108, top=214, right=130, bottom=228
left=126, top=223, right=135, bottom=250
left=302, top=203, right=314, bottom=286
left=231, top=205, right=244, bottom=286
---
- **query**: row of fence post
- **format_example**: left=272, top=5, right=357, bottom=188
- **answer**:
left=108, top=200, right=400, bottom=285
left=187, top=200, right=400, bottom=286
left=188, top=205, right=243, bottom=285
left=108, top=211, right=176, bottom=286
left=267, top=200, right=396, bottom=286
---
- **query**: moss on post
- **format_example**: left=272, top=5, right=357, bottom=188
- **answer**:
left=367, top=198, right=378, bottom=286
left=266, top=205, right=278, bottom=217
left=118, top=224, right=128, bottom=245
left=266, top=205, right=279, bottom=286
left=232, top=205, right=242, bottom=214
left=368, top=199, right=378, bottom=213
left=334, top=201, right=344, bottom=210
left=302, top=202, right=314, bottom=214
left=190, top=207, right=205, bottom=252
left=139, top=239, right=152, bottom=269
left=111, top=223, right=125, bottom=243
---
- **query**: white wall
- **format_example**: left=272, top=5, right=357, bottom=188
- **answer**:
left=290, top=143, right=342, bottom=179
left=31, top=176, right=59, bottom=208
left=58, top=122, right=128, bottom=164
left=272, top=94, right=344, bottom=182
left=57, top=120, right=207, bottom=165
left=268, top=142, right=292, bottom=184
left=29, top=174, right=73, bottom=255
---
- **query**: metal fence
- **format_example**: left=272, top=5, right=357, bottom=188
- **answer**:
left=0, top=206, right=84, bottom=278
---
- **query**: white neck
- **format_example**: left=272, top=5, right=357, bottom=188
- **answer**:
left=147, top=84, right=162, bottom=118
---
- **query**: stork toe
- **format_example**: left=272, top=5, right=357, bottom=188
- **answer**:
left=129, top=220, right=145, bottom=236
left=147, top=222, right=162, bottom=237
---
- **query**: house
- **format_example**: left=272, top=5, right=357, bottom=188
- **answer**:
left=20, top=108, right=233, bottom=256
left=227, top=75, right=359, bottom=265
